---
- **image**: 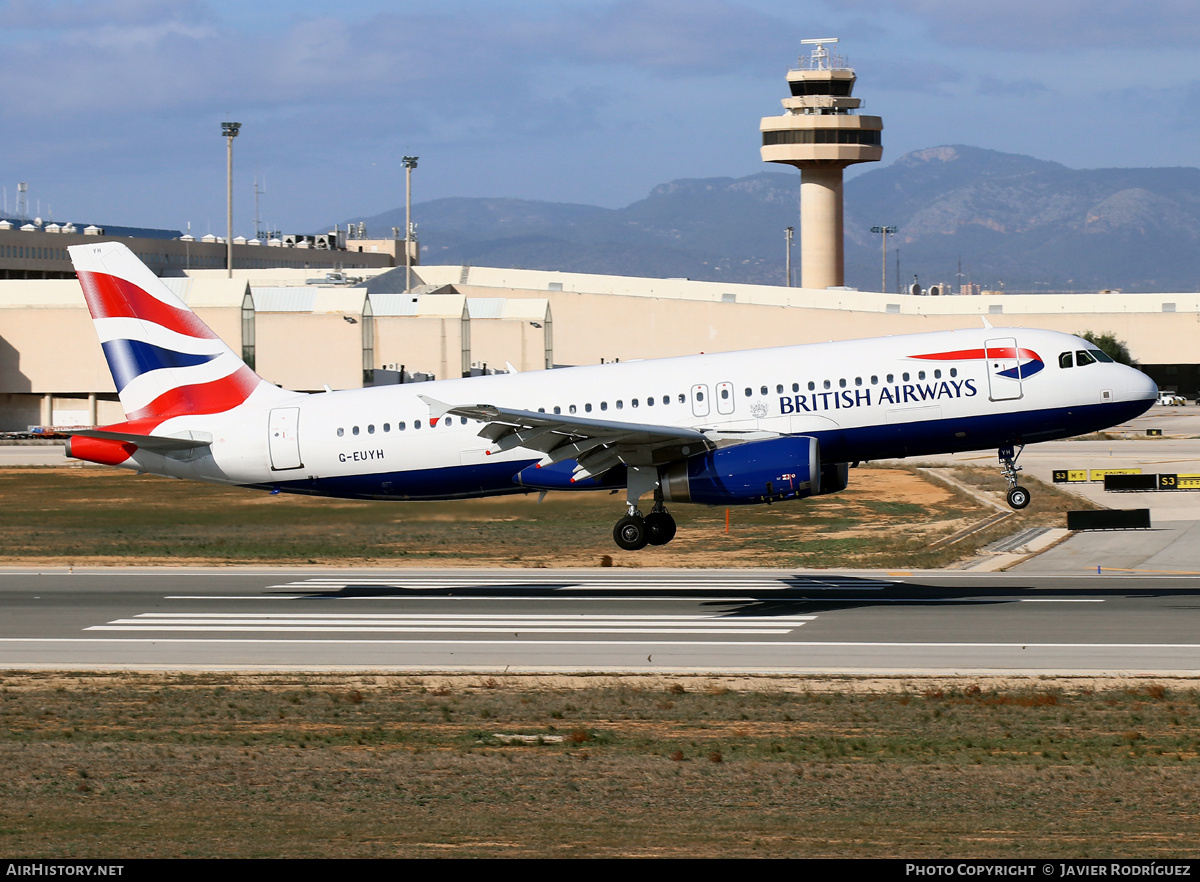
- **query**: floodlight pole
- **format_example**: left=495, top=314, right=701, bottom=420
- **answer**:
left=870, top=225, right=897, bottom=294
left=402, top=156, right=418, bottom=293
left=222, top=122, right=241, bottom=278
left=785, top=226, right=794, bottom=287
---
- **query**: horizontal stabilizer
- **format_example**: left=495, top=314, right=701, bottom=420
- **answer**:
left=66, top=428, right=213, bottom=452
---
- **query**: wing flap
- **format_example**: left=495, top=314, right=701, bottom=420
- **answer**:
left=419, top=396, right=713, bottom=477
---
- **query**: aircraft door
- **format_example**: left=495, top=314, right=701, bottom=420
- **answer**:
left=984, top=337, right=1023, bottom=401
left=268, top=407, right=303, bottom=470
left=716, top=382, right=735, bottom=415
left=691, top=384, right=710, bottom=417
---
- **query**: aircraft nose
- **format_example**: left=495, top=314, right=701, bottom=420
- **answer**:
left=1127, top=366, right=1157, bottom=402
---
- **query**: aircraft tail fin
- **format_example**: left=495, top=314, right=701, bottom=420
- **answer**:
left=69, top=241, right=285, bottom=425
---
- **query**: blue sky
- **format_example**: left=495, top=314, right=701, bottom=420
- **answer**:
left=2, top=0, right=1197, bottom=235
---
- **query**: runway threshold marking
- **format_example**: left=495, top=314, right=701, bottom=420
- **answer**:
left=85, top=611, right=818, bottom=637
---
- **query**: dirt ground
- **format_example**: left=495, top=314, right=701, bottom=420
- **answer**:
left=4, top=670, right=1197, bottom=695
left=2, top=670, right=1196, bottom=858
left=0, top=463, right=1064, bottom=569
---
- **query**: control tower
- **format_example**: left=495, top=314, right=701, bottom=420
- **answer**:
left=760, top=39, right=883, bottom=290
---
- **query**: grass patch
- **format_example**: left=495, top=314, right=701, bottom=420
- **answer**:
left=0, top=672, right=1197, bottom=858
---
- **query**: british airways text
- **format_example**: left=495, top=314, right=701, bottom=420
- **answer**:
left=780, top=379, right=979, bottom=414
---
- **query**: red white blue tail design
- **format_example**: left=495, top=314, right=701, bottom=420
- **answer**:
left=66, top=242, right=293, bottom=466
left=70, top=242, right=275, bottom=426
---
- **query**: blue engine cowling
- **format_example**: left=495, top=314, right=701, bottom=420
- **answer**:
left=660, top=435, right=820, bottom=505
left=514, top=459, right=627, bottom=491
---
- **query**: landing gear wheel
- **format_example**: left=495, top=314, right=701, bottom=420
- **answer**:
left=644, top=510, right=677, bottom=546
left=998, top=444, right=1029, bottom=510
left=1007, top=486, right=1031, bottom=510
left=613, top=514, right=649, bottom=550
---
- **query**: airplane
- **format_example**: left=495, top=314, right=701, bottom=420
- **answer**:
left=64, top=241, right=1158, bottom=550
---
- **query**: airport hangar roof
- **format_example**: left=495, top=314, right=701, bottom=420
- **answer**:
left=407, top=264, right=1200, bottom=318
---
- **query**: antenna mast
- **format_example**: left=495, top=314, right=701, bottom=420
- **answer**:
left=254, top=175, right=266, bottom=240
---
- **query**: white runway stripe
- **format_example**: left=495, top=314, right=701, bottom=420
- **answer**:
left=86, top=611, right=816, bottom=636
left=87, top=627, right=798, bottom=635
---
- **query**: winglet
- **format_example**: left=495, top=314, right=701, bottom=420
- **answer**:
left=981, top=316, right=993, bottom=329
left=417, top=394, right=450, bottom=427
left=417, top=395, right=451, bottom=418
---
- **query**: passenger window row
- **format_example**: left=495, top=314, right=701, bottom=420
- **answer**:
left=537, top=393, right=687, bottom=415
left=336, top=416, right=471, bottom=437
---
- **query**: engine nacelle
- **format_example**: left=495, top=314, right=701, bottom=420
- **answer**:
left=514, top=459, right=626, bottom=491
left=818, top=461, right=850, bottom=496
left=661, top=435, right=820, bottom=505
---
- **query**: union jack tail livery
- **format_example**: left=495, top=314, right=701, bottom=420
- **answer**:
left=66, top=242, right=291, bottom=466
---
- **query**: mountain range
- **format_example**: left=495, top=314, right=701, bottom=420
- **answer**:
left=339, top=146, right=1200, bottom=294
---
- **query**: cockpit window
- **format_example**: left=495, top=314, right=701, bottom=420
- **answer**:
left=1090, top=348, right=1114, bottom=363
left=1075, top=350, right=1097, bottom=366
left=1059, top=352, right=1073, bottom=369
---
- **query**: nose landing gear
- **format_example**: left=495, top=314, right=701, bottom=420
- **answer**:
left=999, top=444, right=1030, bottom=509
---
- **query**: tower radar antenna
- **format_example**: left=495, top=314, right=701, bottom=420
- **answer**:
left=799, top=37, right=839, bottom=70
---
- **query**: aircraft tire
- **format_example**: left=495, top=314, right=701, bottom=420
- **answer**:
left=613, top=515, right=650, bottom=551
left=1007, top=486, right=1031, bottom=509
left=644, top=511, right=677, bottom=546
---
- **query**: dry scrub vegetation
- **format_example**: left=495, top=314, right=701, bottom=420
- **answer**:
left=0, top=672, right=1197, bottom=858
left=0, top=464, right=1081, bottom=568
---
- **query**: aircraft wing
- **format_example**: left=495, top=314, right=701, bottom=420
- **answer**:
left=419, top=396, right=713, bottom=479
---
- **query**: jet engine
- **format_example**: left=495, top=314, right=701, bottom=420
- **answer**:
left=660, top=435, right=820, bottom=505
left=818, top=461, right=850, bottom=496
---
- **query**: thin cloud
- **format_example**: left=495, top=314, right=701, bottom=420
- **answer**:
left=827, top=0, right=1200, bottom=51
left=858, top=57, right=966, bottom=95
left=975, top=75, right=1051, bottom=97
left=0, top=2, right=799, bottom=128
left=0, top=0, right=212, bottom=31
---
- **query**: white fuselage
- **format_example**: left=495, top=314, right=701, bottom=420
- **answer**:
left=105, top=326, right=1156, bottom=502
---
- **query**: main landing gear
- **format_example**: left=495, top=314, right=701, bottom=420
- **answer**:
left=999, top=444, right=1030, bottom=509
left=612, top=466, right=677, bottom=551
left=613, top=499, right=677, bottom=550
left=614, top=510, right=676, bottom=550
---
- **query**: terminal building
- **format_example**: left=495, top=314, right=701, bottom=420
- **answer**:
left=0, top=221, right=397, bottom=280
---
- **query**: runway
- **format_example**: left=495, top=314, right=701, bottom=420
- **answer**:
left=2, top=567, right=1198, bottom=675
